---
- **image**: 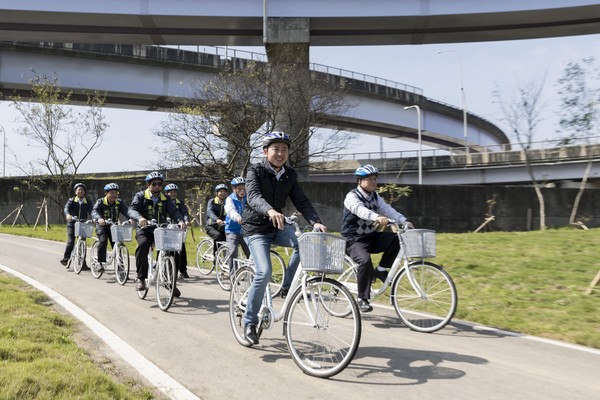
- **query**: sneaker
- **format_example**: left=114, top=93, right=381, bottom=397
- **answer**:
left=60, top=258, right=69, bottom=266
left=357, top=298, right=373, bottom=313
left=280, top=288, right=289, bottom=299
left=173, top=287, right=181, bottom=298
left=179, top=272, right=190, bottom=279
left=244, top=325, right=259, bottom=345
left=81, top=263, right=90, bottom=271
left=372, top=268, right=388, bottom=283
left=96, top=263, right=105, bottom=273
left=136, top=279, right=147, bottom=291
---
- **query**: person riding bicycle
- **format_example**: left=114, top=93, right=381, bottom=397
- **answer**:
left=341, top=164, right=412, bottom=313
left=128, top=172, right=185, bottom=295
left=205, top=182, right=228, bottom=265
left=164, top=183, right=191, bottom=279
left=241, top=131, right=327, bottom=345
left=61, top=182, right=93, bottom=267
left=91, top=183, right=130, bottom=273
left=224, top=176, right=251, bottom=275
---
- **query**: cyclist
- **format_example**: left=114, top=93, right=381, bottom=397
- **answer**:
left=91, top=183, right=130, bottom=273
left=164, top=183, right=191, bottom=279
left=341, top=164, right=412, bottom=313
left=241, top=131, right=327, bottom=345
left=224, top=177, right=250, bottom=274
left=128, top=172, right=185, bottom=295
left=205, top=183, right=228, bottom=265
left=61, top=182, right=93, bottom=268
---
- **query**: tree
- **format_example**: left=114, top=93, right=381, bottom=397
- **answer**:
left=493, top=77, right=547, bottom=230
left=154, top=58, right=355, bottom=182
left=556, top=57, right=599, bottom=227
left=11, top=72, right=108, bottom=208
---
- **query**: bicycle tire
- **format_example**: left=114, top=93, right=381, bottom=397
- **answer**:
left=90, top=241, right=104, bottom=279
left=195, top=238, right=215, bottom=275
left=73, top=239, right=86, bottom=274
left=284, top=276, right=361, bottom=378
left=115, top=244, right=130, bottom=285
left=229, top=266, right=255, bottom=347
left=391, top=261, right=457, bottom=333
left=156, top=254, right=177, bottom=311
left=329, top=255, right=360, bottom=318
left=269, top=250, right=286, bottom=298
left=215, top=245, right=232, bottom=291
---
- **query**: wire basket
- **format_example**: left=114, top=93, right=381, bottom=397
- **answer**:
left=74, top=221, right=94, bottom=238
left=154, top=228, right=184, bottom=252
left=298, top=233, right=347, bottom=274
left=401, top=229, right=436, bottom=258
left=110, top=224, right=133, bottom=242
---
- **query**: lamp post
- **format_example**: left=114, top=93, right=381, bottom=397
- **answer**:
left=404, top=105, right=422, bottom=185
left=0, top=125, right=5, bottom=177
left=437, top=50, right=468, bottom=153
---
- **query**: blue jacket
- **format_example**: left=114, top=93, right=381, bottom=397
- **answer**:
left=225, top=192, right=245, bottom=235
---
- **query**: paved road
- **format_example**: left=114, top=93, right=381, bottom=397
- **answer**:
left=1, top=233, right=599, bottom=400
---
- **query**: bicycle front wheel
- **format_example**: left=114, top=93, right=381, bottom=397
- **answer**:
left=328, top=255, right=360, bottom=318
left=215, top=245, right=232, bottom=291
left=115, top=244, right=130, bottom=285
left=284, top=277, right=361, bottom=378
left=269, top=250, right=286, bottom=298
left=229, top=266, right=255, bottom=347
left=73, top=239, right=87, bottom=274
left=392, top=261, right=457, bottom=333
left=90, top=241, right=104, bottom=279
left=195, top=239, right=215, bottom=275
left=156, top=254, right=177, bottom=311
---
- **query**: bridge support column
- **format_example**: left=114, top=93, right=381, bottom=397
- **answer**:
left=265, top=17, right=310, bottom=179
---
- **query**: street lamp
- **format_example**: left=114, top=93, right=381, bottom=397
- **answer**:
left=404, top=105, right=422, bottom=185
left=437, top=50, right=468, bottom=153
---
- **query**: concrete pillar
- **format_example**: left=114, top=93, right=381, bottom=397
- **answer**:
left=265, top=17, right=311, bottom=178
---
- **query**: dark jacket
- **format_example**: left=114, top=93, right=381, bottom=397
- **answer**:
left=63, top=196, right=93, bottom=226
left=171, top=198, right=190, bottom=223
left=242, top=159, right=321, bottom=236
left=127, top=189, right=183, bottom=227
left=91, top=196, right=129, bottom=223
left=205, top=197, right=225, bottom=227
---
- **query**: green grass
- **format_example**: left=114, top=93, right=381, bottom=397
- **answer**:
left=0, top=274, right=157, bottom=399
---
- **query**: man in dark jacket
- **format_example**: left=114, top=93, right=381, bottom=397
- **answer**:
left=205, top=183, right=228, bottom=264
left=61, top=182, right=93, bottom=267
left=241, top=131, right=327, bottom=346
left=165, top=183, right=191, bottom=279
left=128, top=171, right=185, bottom=294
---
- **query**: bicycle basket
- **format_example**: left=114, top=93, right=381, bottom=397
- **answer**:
left=110, top=224, right=133, bottom=242
left=401, top=229, right=436, bottom=258
left=154, top=228, right=184, bottom=251
left=74, top=221, right=94, bottom=238
left=298, top=233, right=347, bottom=274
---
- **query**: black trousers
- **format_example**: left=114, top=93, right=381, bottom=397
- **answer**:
left=63, top=223, right=76, bottom=259
left=135, top=228, right=155, bottom=279
left=96, top=226, right=114, bottom=263
left=206, top=224, right=226, bottom=261
left=345, top=231, right=400, bottom=300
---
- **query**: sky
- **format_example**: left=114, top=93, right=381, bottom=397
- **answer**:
left=1, top=32, right=600, bottom=176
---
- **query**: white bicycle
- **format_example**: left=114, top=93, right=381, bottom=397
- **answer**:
left=89, top=220, right=132, bottom=284
left=68, top=219, right=94, bottom=274
left=229, top=215, right=361, bottom=378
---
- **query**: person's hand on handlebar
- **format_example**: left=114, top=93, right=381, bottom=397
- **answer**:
left=313, top=222, right=328, bottom=232
left=138, top=217, right=148, bottom=227
left=268, top=209, right=285, bottom=230
left=375, top=215, right=389, bottom=226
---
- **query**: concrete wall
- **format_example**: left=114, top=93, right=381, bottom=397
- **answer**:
left=1, top=177, right=598, bottom=232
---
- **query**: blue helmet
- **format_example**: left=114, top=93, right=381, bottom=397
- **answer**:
left=73, top=182, right=86, bottom=192
left=103, top=183, right=119, bottom=192
left=355, top=164, right=379, bottom=177
left=215, top=183, right=228, bottom=192
left=230, top=177, right=246, bottom=186
left=145, top=171, right=164, bottom=183
left=164, top=183, right=178, bottom=192
left=261, top=131, right=290, bottom=149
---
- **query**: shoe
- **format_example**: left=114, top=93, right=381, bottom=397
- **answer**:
left=136, top=279, right=147, bottom=291
left=372, top=268, right=388, bottom=283
left=244, top=325, right=259, bottom=345
left=60, top=258, right=68, bottom=266
left=357, top=298, right=373, bottom=313
left=81, top=263, right=90, bottom=271
left=280, top=288, right=288, bottom=299
left=96, top=263, right=105, bottom=273
left=179, top=272, right=190, bottom=279
left=173, top=287, right=181, bottom=298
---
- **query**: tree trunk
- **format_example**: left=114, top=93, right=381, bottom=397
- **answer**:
left=569, top=160, right=593, bottom=225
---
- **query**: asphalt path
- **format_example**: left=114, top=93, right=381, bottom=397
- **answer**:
left=1, top=233, right=599, bottom=400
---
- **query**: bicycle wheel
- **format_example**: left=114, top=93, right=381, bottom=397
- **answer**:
left=156, top=254, right=177, bottom=311
left=229, top=266, right=255, bottom=347
left=392, top=261, right=457, bottom=333
left=269, top=250, right=286, bottom=298
left=328, top=255, right=359, bottom=317
left=195, top=238, right=215, bottom=275
left=73, top=239, right=87, bottom=274
left=115, top=244, right=130, bottom=285
left=215, top=245, right=232, bottom=291
left=90, top=241, right=104, bottom=279
left=284, top=276, right=361, bottom=378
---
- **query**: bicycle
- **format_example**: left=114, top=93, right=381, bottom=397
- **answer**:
left=89, top=220, right=132, bottom=285
left=215, top=243, right=286, bottom=295
left=67, top=219, right=94, bottom=274
left=337, top=222, right=457, bottom=333
left=136, top=221, right=184, bottom=311
left=229, top=215, right=361, bottom=378
left=195, top=236, right=222, bottom=275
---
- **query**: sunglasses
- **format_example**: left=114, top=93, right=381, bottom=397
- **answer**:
left=150, top=181, right=163, bottom=187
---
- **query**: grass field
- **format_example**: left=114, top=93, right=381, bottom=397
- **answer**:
left=1, top=224, right=599, bottom=397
